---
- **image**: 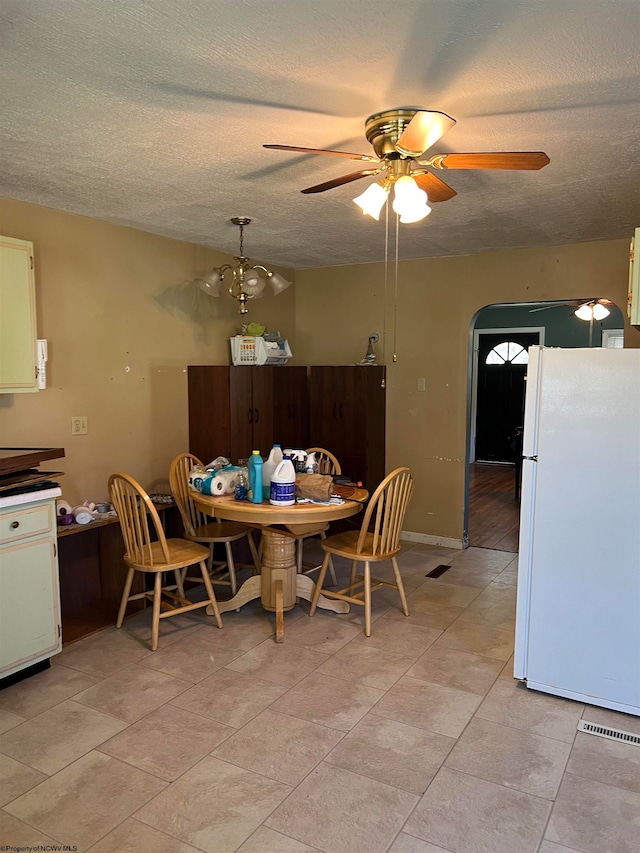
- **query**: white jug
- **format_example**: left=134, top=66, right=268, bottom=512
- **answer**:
left=263, top=444, right=283, bottom=488
left=269, top=455, right=296, bottom=506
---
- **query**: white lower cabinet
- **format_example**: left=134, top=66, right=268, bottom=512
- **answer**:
left=0, top=493, right=62, bottom=678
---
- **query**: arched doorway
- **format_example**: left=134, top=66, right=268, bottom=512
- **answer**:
left=465, top=300, right=625, bottom=552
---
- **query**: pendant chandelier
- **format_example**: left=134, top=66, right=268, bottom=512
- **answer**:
left=195, top=217, right=292, bottom=315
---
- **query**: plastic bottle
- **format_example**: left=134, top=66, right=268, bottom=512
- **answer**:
left=305, top=452, right=316, bottom=473
left=262, top=444, right=283, bottom=488
left=234, top=468, right=247, bottom=501
left=270, top=453, right=296, bottom=506
left=247, top=451, right=264, bottom=503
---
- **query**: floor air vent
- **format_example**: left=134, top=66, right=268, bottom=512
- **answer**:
left=426, top=564, right=451, bottom=579
left=577, top=720, right=640, bottom=746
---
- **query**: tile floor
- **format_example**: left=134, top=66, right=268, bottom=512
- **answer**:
left=1, top=544, right=639, bottom=853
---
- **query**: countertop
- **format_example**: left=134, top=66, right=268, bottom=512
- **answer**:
left=0, top=487, right=62, bottom=510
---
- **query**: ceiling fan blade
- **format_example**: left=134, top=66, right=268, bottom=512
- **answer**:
left=528, top=302, right=576, bottom=312
left=264, top=144, right=378, bottom=162
left=301, top=169, right=381, bottom=194
left=395, top=110, right=456, bottom=157
left=429, top=152, right=550, bottom=170
left=412, top=172, right=457, bottom=203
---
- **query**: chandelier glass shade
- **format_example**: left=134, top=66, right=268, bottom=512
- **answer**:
left=195, top=217, right=292, bottom=315
left=353, top=176, right=431, bottom=223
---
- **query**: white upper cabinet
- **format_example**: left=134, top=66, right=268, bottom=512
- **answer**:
left=0, top=235, right=38, bottom=392
left=628, top=228, right=640, bottom=327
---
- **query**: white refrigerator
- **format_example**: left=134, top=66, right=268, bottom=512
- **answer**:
left=514, top=346, right=640, bottom=716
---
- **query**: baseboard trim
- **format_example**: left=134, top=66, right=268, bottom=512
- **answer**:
left=401, top=531, right=464, bottom=550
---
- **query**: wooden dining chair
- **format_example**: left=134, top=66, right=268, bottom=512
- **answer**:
left=306, top=447, right=341, bottom=476
left=109, top=472, right=222, bottom=651
left=169, top=453, right=260, bottom=594
left=309, top=467, right=413, bottom=636
left=294, top=447, right=342, bottom=586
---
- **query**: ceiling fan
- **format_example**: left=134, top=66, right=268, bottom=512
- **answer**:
left=529, top=299, right=613, bottom=317
left=264, top=107, right=550, bottom=221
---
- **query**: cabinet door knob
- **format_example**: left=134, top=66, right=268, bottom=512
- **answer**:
left=254, top=407, right=259, bottom=424
left=10, top=521, right=19, bottom=529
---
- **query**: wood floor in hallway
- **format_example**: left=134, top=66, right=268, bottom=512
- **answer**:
left=468, top=463, right=520, bottom=552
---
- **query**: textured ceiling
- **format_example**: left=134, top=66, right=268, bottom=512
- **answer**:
left=1, top=0, right=639, bottom=268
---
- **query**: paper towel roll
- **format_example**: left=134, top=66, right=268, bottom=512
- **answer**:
left=208, top=470, right=238, bottom=495
left=189, top=468, right=240, bottom=496
left=56, top=499, right=73, bottom=517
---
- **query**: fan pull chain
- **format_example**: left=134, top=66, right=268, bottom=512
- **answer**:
left=381, top=201, right=389, bottom=388
left=393, top=212, right=399, bottom=362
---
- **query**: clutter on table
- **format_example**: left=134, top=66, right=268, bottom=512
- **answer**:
left=188, top=457, right=246, bottom=497
left=55, top=499, right=116, bottom=526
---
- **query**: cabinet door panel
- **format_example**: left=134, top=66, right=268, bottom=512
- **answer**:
left=249, top=367, right=275, bottom=456
left=230, top=367, right=254, bottom=463
left=0, top=537, right=60, bottom=673
left=188, top=366, right=232, bottom=463
left=309, top=365, right=385, bottom=491
left=309, top=366, right=384, bottom=459
left=308, top=366, right=340, bottom=450
left=0, top=236, right=37, bottom=392
left=273, top=367, right=309, bottom=451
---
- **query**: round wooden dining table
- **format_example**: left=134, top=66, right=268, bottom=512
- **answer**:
left=193, top=492, right=365, bottom=641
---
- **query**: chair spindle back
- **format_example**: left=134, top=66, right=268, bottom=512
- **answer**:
left=108, top=473, right=171, bottom=566
left=356, top=467, right=413, bottom=556
left=169, top=452, right=209, bottom=536
left=306, top=447, right=342, bottom=476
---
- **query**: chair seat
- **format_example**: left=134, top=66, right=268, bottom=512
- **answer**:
left=190, top=521, right=253, bottom=543
left=125, top=538, right=210, bottom=572
left=322, top=530, right=402, bottom=561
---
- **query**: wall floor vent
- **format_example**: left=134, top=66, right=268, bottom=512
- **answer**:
left=578, top=719, right=640, bottom=746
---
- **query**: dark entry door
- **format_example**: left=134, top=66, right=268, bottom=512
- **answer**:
left=475, top=332, right=540, bottom=462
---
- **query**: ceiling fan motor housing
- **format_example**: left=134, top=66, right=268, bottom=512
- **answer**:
left=365, top=108, right=421, bottom=159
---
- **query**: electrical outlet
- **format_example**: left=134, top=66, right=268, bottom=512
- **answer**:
left=417, top=378, right=426, bottom=391
left=71, top=416, right=88, bottom=435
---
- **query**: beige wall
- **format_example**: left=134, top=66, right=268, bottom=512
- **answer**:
left=2, top=195, right=636, bottom=542
left=294, top=239, right=639, bottom=544
left=0, top=197, right=297, bottom=506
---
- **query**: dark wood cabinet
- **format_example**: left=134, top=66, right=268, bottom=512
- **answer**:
left=188, top=366, right=309, bottom=464
left=308, top=365, right=385, bottom=492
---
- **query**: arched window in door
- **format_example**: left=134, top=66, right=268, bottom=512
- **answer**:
left=485, top=341, right=530, bottom=365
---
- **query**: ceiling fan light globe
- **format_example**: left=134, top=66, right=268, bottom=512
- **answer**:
left=399, top=203, right=431, bottom=224
left=353, top=182, right=388, bottom=219
left=574, top=303, right=594, bottom=321
left=392, top=175, right=419, bottom=201
left=592, top=303, right=610, bottom=320
left=269, top=271, right=293, bottom=295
